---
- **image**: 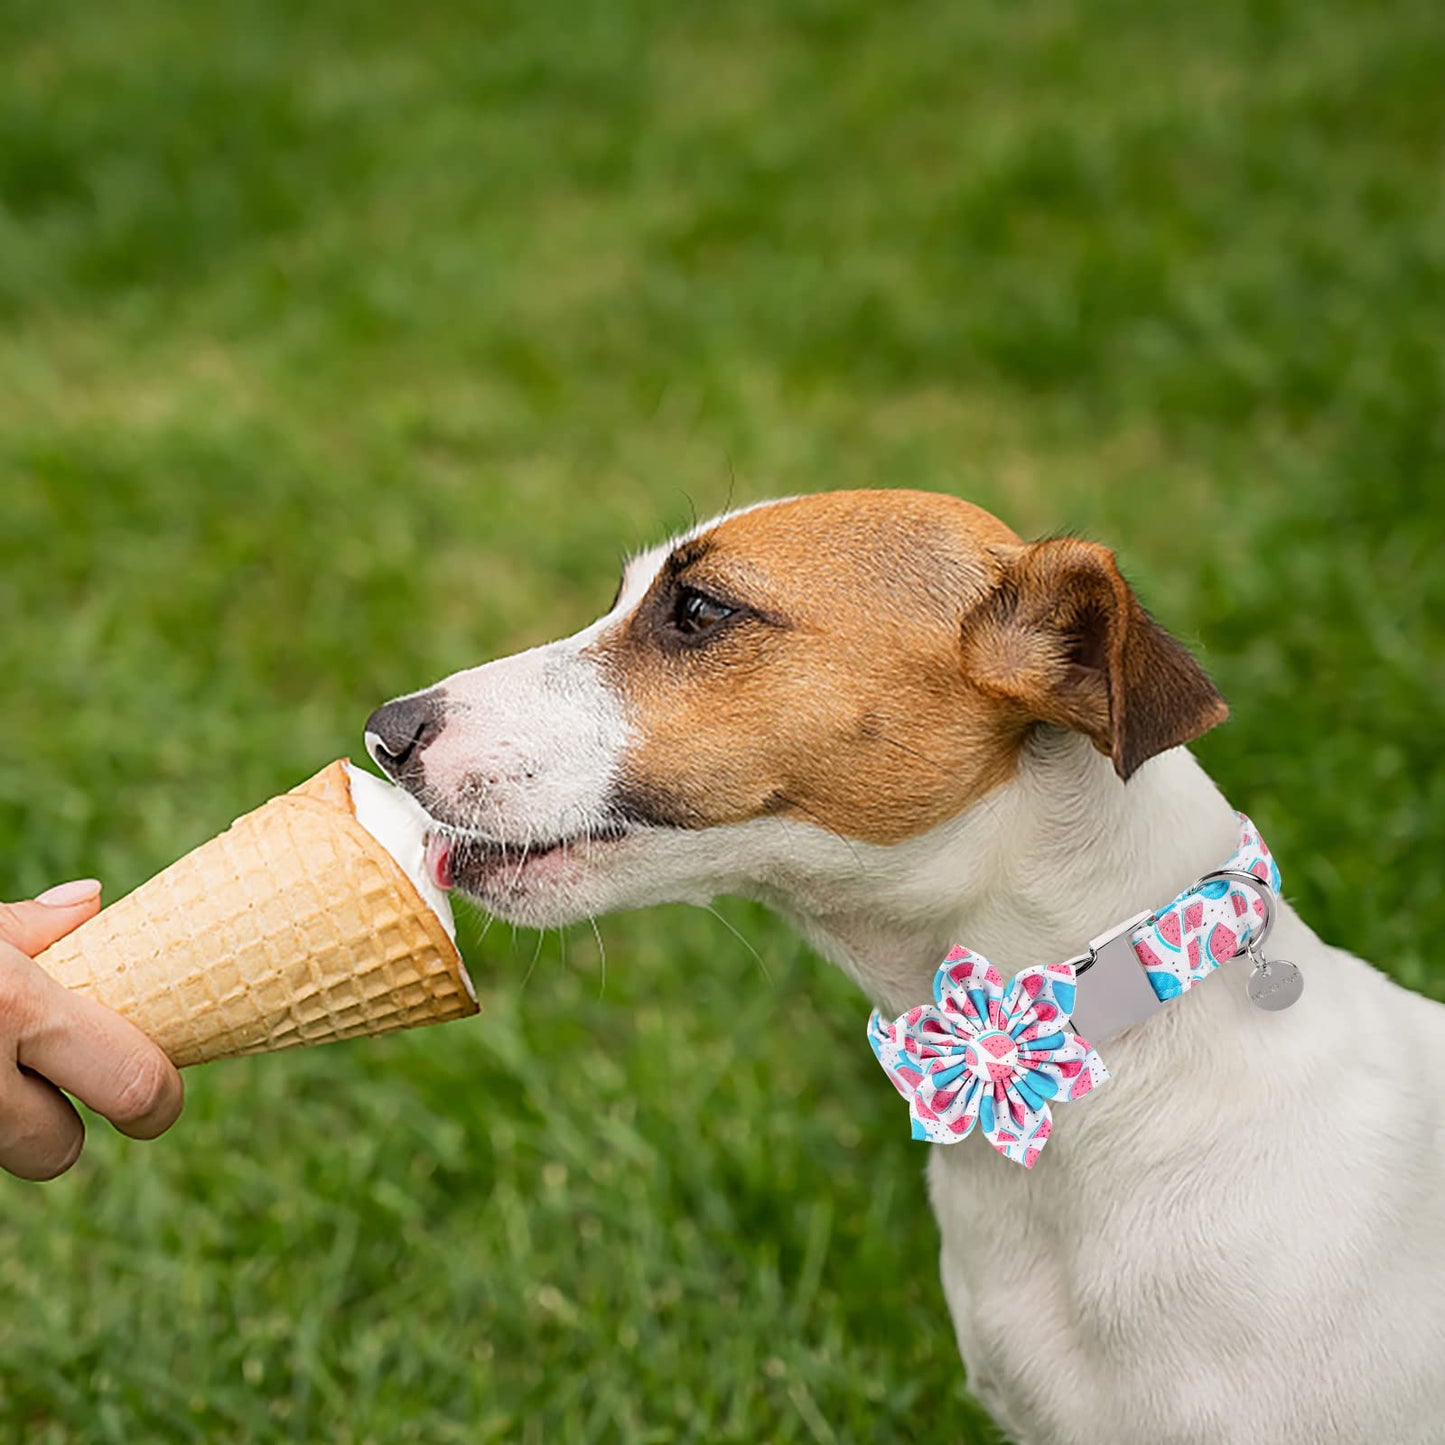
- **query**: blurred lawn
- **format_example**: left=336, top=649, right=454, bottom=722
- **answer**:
left=1, top=0, right=1442, bottom=1440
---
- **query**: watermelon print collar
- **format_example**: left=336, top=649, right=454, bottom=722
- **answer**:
left=867, top=814, right=1289, bottom=1168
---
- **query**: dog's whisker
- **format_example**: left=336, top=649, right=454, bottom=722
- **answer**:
left=870, top=731, right=954, bottom=780
left=771, top=794, right=867, bottom=873
left=506, top=823, right=536, bottom=892
left=587, top=914, right=608, bottom=1000
left=701, top=901, right=772, bottom=986
left=518, top=925, right=546, bottom=993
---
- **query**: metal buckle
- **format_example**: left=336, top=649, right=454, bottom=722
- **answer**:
left=1192, top=867, right=1275, bottom=953
left=1066, top=868, right=1290, bottom=1041
left=1066, top=910, right=1162, bottom=1043
left=1194, top=867, right=1303, bottom=1011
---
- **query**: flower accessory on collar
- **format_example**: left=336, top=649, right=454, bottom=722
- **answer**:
left=867, top=955, right=1107, bottom=1167
left=868, top=813, right=1289, bottom=1168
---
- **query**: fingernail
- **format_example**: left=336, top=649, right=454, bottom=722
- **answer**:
left=36, top=879, right=102, bottom=907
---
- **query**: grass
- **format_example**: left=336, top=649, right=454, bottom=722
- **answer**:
left=0, top=0, right=1442, bottom=1439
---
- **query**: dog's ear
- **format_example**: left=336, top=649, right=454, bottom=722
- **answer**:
left=963, top=538, right=1228, bottom=780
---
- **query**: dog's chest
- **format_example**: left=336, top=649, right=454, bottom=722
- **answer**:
left=926, top=1101, right=1240, bottom=1444
left=930, top=1157, right=1251, bottom=1444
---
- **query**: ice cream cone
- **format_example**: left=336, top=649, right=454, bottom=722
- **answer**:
left=33, top=760, right=477, bottom=1067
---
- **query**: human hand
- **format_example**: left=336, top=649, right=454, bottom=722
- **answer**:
left=1, top=880, right=183, bottom=1180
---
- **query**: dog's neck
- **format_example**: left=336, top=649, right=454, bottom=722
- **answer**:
left=768, top=730, right=1242, bottom=1019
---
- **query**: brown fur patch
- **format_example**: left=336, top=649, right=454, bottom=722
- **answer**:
left=590, top=491, right=1226, bottom=845
left=591, top=491, right=1031, bottom=845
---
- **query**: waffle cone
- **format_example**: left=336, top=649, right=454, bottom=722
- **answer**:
left=34, top=760, right=477, bottom=1067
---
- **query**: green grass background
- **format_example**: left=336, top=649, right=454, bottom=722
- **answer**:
left=1, top=0, right=1442, bottom=1439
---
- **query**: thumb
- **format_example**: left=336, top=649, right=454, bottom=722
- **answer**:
left=0, top=880, right=103, bottom=957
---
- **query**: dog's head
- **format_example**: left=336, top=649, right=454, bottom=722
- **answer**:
left=365, top=490, right=1226, bottom=928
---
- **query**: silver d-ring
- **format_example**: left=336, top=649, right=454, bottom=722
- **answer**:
left=1195, top=867, right=1276, bottom=952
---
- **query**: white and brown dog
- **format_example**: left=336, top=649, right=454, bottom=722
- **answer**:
left=365, top=489, right=1445, bottom=1445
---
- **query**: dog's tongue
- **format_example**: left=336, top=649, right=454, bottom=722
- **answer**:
left=344, top=763, right=457, bottom=939
left=424, top=831, right=455, bottom=889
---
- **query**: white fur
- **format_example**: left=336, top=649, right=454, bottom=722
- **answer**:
left=395, top=504, right=1445, bottom=1443
left=417, top=619, right=632, bottom=851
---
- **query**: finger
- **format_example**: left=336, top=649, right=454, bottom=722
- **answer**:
left=6, top=961, right=184, bottom=1140
left=0, top=1064, right=85, bottom=1181
left=0, top=880, right=103, bottom=957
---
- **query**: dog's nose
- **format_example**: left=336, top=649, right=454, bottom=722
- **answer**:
left=364, top=692, right=443, bottom=780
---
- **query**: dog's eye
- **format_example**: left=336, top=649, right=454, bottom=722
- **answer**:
left=672, top=587, right=735, bottom=637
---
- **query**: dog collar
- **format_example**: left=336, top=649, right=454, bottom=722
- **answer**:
left=867, top=813, right=1296, bottom=1168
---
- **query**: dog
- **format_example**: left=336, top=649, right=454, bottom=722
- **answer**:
left=364, top=489, right=1445, bottom=1445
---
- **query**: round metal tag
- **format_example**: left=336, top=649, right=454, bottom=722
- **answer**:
left=1246, top=955, right=1303, bottom=1011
